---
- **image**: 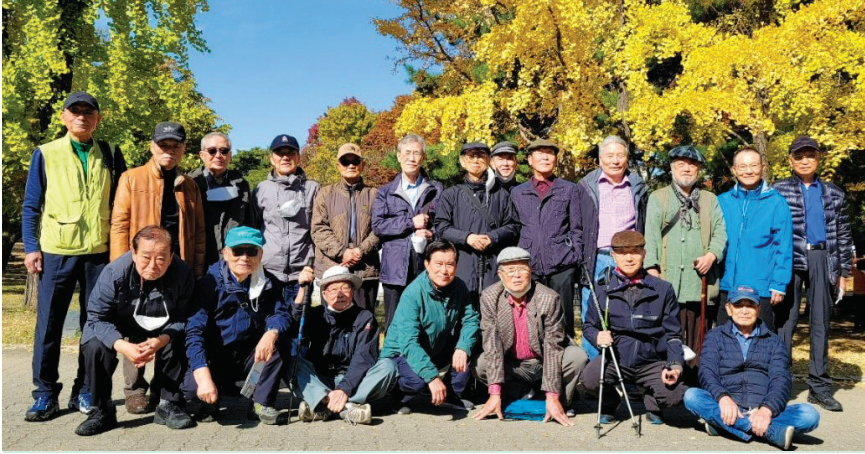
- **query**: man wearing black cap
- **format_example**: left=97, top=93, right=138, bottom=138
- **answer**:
left=490, top=141, right=520, bottom=192
left=772, top=136, right=851, bottom=412
left=22, top=91, right=127, bottom=421
left=110, top=121, right=205, bottom=414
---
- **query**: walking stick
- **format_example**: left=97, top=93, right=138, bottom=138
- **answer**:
left=583, top=265, right=641, bottom=438
left=697, top=273, right=708, bottom=364
left=288, top=257, right=315, bottom=423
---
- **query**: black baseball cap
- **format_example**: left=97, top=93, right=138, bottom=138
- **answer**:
left=789, top=136, right=821, bottom=155
left=270, top=134, right=300, bottom=152
left=460, top=141, right=490, bottom=155
left=153, top=122, right=186, bottom=143
left=63, top=92, right=100, bottom=111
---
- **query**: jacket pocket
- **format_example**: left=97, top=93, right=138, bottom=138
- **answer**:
left=548, top=235, right=576, bottom=268
left=47, top=201, right=84, bottom=248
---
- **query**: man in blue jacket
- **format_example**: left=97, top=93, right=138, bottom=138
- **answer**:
left=717, top=147, right=793, bottom=331
left=684, top=285, right=820, bottom=450
left=183, top=227, right=290, bottom=425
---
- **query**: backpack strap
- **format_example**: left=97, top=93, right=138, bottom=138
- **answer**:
left=97, top=139, right=126, bottom=209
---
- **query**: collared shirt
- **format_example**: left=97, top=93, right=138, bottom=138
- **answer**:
left=801, top=179, right=827, bottom=245
left=597, top=173, right=636, bottom=248
left=732, top=323, right=760, bottom=360
left=507, top=294, right=537, bottom=361
left=532, top=176, right=554, bottom=197
left=71, top=139, right=93, bottom=179
left=401, top=173, right=424, bottom=208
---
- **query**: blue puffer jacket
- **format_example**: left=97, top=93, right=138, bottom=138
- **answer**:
left=186, top=260, right=290, bottom=372
left=718, top=182, right=793, bottom=297
left=773, top=176, right=852, bottom=283
left=698, top=320, right=791, bottom=417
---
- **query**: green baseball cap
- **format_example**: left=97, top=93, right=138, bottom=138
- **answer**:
left=224, top=226, right=264, bottom=249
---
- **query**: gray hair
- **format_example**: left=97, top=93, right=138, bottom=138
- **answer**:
left=397, top=134, right=426, bottom=154
left=200, top=131, right=232, bottom=151
left=599, top=135, right=629, bottom=157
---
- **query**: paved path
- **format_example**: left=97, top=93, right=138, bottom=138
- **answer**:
left=3, top=347, right=864, bottom=451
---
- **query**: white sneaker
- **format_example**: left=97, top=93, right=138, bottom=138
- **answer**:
left=339, top=402, right=372, bottom=425
left=297, top=400, right=331, bottom=422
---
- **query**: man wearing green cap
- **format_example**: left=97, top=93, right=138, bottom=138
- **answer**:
left=183, top=226, right=292, bottom=425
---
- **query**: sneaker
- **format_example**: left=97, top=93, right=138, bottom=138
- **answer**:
left=702, top=419, right=718, bottom=436
left=253, top=402, right=280, bottom=425
left=339, top=402, right=372, bottom=425
left=297, top=400, right=331, bottom=422
left=808, top=390, right=843, bottom=412
left=598, top=413, right=616, bottom=424
left=461, top=398, right=475, bottom=411
left=25, top=396, right=60, bottom=422
left=69, top=393, right=94, bottom=415
left=153, top=402, right=195, bottom=429
left=397, top=405, right=413, bottom=415
left=125, top=394, right=151, bottom=414
left=75, top=407, right=117, bottom=436
left=645, top=411, right=665, bottom=425
left=766, top=425, right=795, bottom=450
left=566, top=408, right=577, bottom=418
left=195, top=401, right=220, bottom=423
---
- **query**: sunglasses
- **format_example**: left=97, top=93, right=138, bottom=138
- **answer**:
left=339, top=157, right=362, bottom=167
left=230, top=246, right=260, bottom=257
left=205, top=147, right=231, bottom=156
left=273, top=148, right=298, bottom=157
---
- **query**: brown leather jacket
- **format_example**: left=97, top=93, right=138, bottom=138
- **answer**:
left=110, top=158, right=206, bottom=277
left=311, top=178, right=379, bottom=280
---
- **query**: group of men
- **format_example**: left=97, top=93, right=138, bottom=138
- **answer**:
left=22, top=91, right=850, bottom=450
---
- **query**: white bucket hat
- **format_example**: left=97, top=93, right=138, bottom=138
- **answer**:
left=320, top=265, right=362, bottom=291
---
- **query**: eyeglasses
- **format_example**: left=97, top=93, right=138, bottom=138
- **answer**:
left=734, top=164, right=762, bottom=172
left=205, top=147, right=231, bottom=156
left=324, top=284, right=353, bottom=294
left=463, top=151, right=490, bottom=161
left=500, top=266, right=531, bottom=277
left=67, top=107, right=97, bottom=116
left=672, top=160, right=700, bottom=169
left=339, top=157, right=362, bottom=167
left=230, top=246, right=260, bottom=257
left=791, top=153, right=818, bottom=162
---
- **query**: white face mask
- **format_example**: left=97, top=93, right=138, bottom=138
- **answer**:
left=411, top=232, right=427, bottom=253
left=505, top=285, right=530, bottom=299
left=206, top=186, right=239, bottom=202
left=132, top=297, right=170, bottom=332
left=277, top=199, right=304, bottom=218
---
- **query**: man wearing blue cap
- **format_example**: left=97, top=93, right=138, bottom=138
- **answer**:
left=22, top=91, right=127, bottom=421
left=183, top=226, right=291, bottom=425
left=251, top=134, right=319, bottom=306
left=684, top=285, right=820, bottom=451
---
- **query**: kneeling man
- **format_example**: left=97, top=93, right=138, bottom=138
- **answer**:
left=473, top=247, right=588, bottom=426
left=684, top=285, right=820, bottom=451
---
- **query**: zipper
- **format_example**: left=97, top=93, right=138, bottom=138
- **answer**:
left=732, top=188, right=753, bottom=285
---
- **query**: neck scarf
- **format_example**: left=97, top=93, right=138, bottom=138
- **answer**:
left=672, top=182, right=700, bottom=230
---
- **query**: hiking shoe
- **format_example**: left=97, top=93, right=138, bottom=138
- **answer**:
left=702, top=419, right=718, bottom=436
left=69, top=393, right=94, bottom=415
left=645, top=411, right=665, bottom=425
left=25, top=396, right=59, bottom=422
left=253, top=402, right=280, bottom=425
left=297, top=400, right=331, bottom=422
left=125, top=394, right=151, bottom=414
left=766, top=425, right=795, bottom=450
left=75, top=407, right=117, bottom=436
left=195, top=402, right=220, bottom=423
left=461, top=399, right=475, bottom=411
left=808, top=391, right=843, bottom=412
left=599, top=413, right=616, bottom=424
left=566, top=408, right=577, bottom=418
left=397, top=405, right=413, bottom=415
left=339, top=402, right=372, bottom=425
left=153, top=402, right=195, bottom=429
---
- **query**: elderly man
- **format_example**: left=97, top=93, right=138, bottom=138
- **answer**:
left=577, top=135, right=649, bottom=360
left=22, top=92, right=127, bottom=420
left=511, top=138, right=581, bottom=338
left=582, top=231, right=686, bottom=426
left=716, top=147, right=792, bottom=331
left=490, top=141, right=520, bottom=192
left=188, top=131, right=252, bottom=268
left=183, top=227, right=290, bottom=425
left=472, top=247, right=588, bottom=426
left=289, top=265, right=398, bottom=425
left=435, top=141, right=520, bottom=304
left=773, top=136, right=851, bottom=412
left=75, top=226, right=196, bottom=436
left=111, top=121, right=206, bottom=414
left=645, top=145, right=726, bottom=366
left=311, top=143, right=380, bottom=311
left=380, top=240, right=481, bottom=414
left=684, top=285, right=820, bottom=450
left=251, top=134, right=319, bottom=305
left=372, top=134, right=443, bottom=330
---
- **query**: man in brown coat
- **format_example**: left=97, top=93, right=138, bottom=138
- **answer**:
left=311, top=143, right=380, bottom=310
left=109, top=122, right=205, bottom=414
left=472, top=247, right=588, bottom=426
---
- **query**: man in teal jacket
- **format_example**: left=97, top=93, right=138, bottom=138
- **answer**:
left=379, top=239, right=481, bottom=414
left=717, top=147, right=793, bottom=331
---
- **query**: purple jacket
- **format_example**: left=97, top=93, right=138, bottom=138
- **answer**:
left=371, top=172, right=443, bottom=286
left=510, top=176, right=582, bottom=276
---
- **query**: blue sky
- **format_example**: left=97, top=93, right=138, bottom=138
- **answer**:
left=188, top=0, right=415, bottom=151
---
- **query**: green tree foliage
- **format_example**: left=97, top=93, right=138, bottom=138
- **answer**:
left=229, top=147, right=271, bottom=190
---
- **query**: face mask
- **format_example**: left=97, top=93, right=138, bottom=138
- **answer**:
left=277, top=199, right=303, bottom=218
left=411, top=233, right=427, bottom=253
left=505, top=285, right=530, bottom=299
left=133, top=296, right=170, bottom=332
left=206, top=186, right=239, bottom=202
left=326, top=302, right=354, bottom=314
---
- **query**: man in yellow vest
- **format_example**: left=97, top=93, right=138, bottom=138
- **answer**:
left=22, top=92, right=126, bottom=421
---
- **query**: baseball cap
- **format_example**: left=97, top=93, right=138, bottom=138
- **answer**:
left=224, top=226, right=264, bottom=249
left=153, top=122, right=186, bottom=143
left=63, top=92, right=100, bottom=111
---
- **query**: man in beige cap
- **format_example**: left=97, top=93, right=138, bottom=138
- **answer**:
left=311, top=143, right=380, bottom=310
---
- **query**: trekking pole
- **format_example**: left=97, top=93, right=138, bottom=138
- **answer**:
left=697, top=273, right=708, bottom=364
left=287, top=256, right=315, bottom=423
left=583, top=265, right=641, bottom=437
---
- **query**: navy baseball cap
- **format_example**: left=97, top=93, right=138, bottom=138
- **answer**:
left=153, top=122, right=186, bottom=143
left=63, top=92, right=100, bottom=111
left=270, top=134, right=300, bottom=152
left=460, top=141, right=490, bottom=155
left=669, top=144, right=706, bottom=165
left=727, top=285, right=760, bottom=305
left=789, top=136, right=821, bottom=155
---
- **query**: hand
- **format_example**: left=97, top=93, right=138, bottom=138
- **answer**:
left=472, top=394, right=503, bottom=421
left=428, top=378, right=447, bottom=406
left=647, top=268, right=661, bottom=278
left=452, top=349, right=468, bottom=373
left=341, top=248, right=362, bottom=267
left=193, top=367, right=219, bottom=404
left=770, top=290, right=784, bottom=305
left=661, top=367, right=681, bottom=386
left=467, top=234, right=491, bottom=251
left=415, top=229, right=433, bottom=240
left=325, top=389, right=349, bottom=413
left=113, top=339, right=151, bottom=367
left=413, top=213, right=429, bottom=229
left=254, top=330, right=278, bottom=363
left=24, top=251, right=43, bottom=274
left=693, top=252, right=717, bottom=275
left=718, top=396, right=743, bottom=426
left=749, top=407, right=773, bottom=437
left=543, top=395, right=574, bottom=426
left=596, top=330, right=613, bottom=348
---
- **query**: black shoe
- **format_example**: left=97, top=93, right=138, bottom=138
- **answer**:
left=645, top=411, right=665, bottom=425
left=154, top=402, right=195, bottom=429
left=75, top=407, right=118, bottom=436
left=195, top=401, right=220, bottom=423
left=808, top=391, right=843, bottom=412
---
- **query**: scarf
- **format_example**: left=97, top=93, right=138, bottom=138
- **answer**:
left=672, top=182, right=700, bottom=230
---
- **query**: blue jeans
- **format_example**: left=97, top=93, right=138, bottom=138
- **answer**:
left=293, top=357, right=398, bottom=410
left=579, top=252, right=616, bottom=360
left=684, top=388, right=820, bottom=442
